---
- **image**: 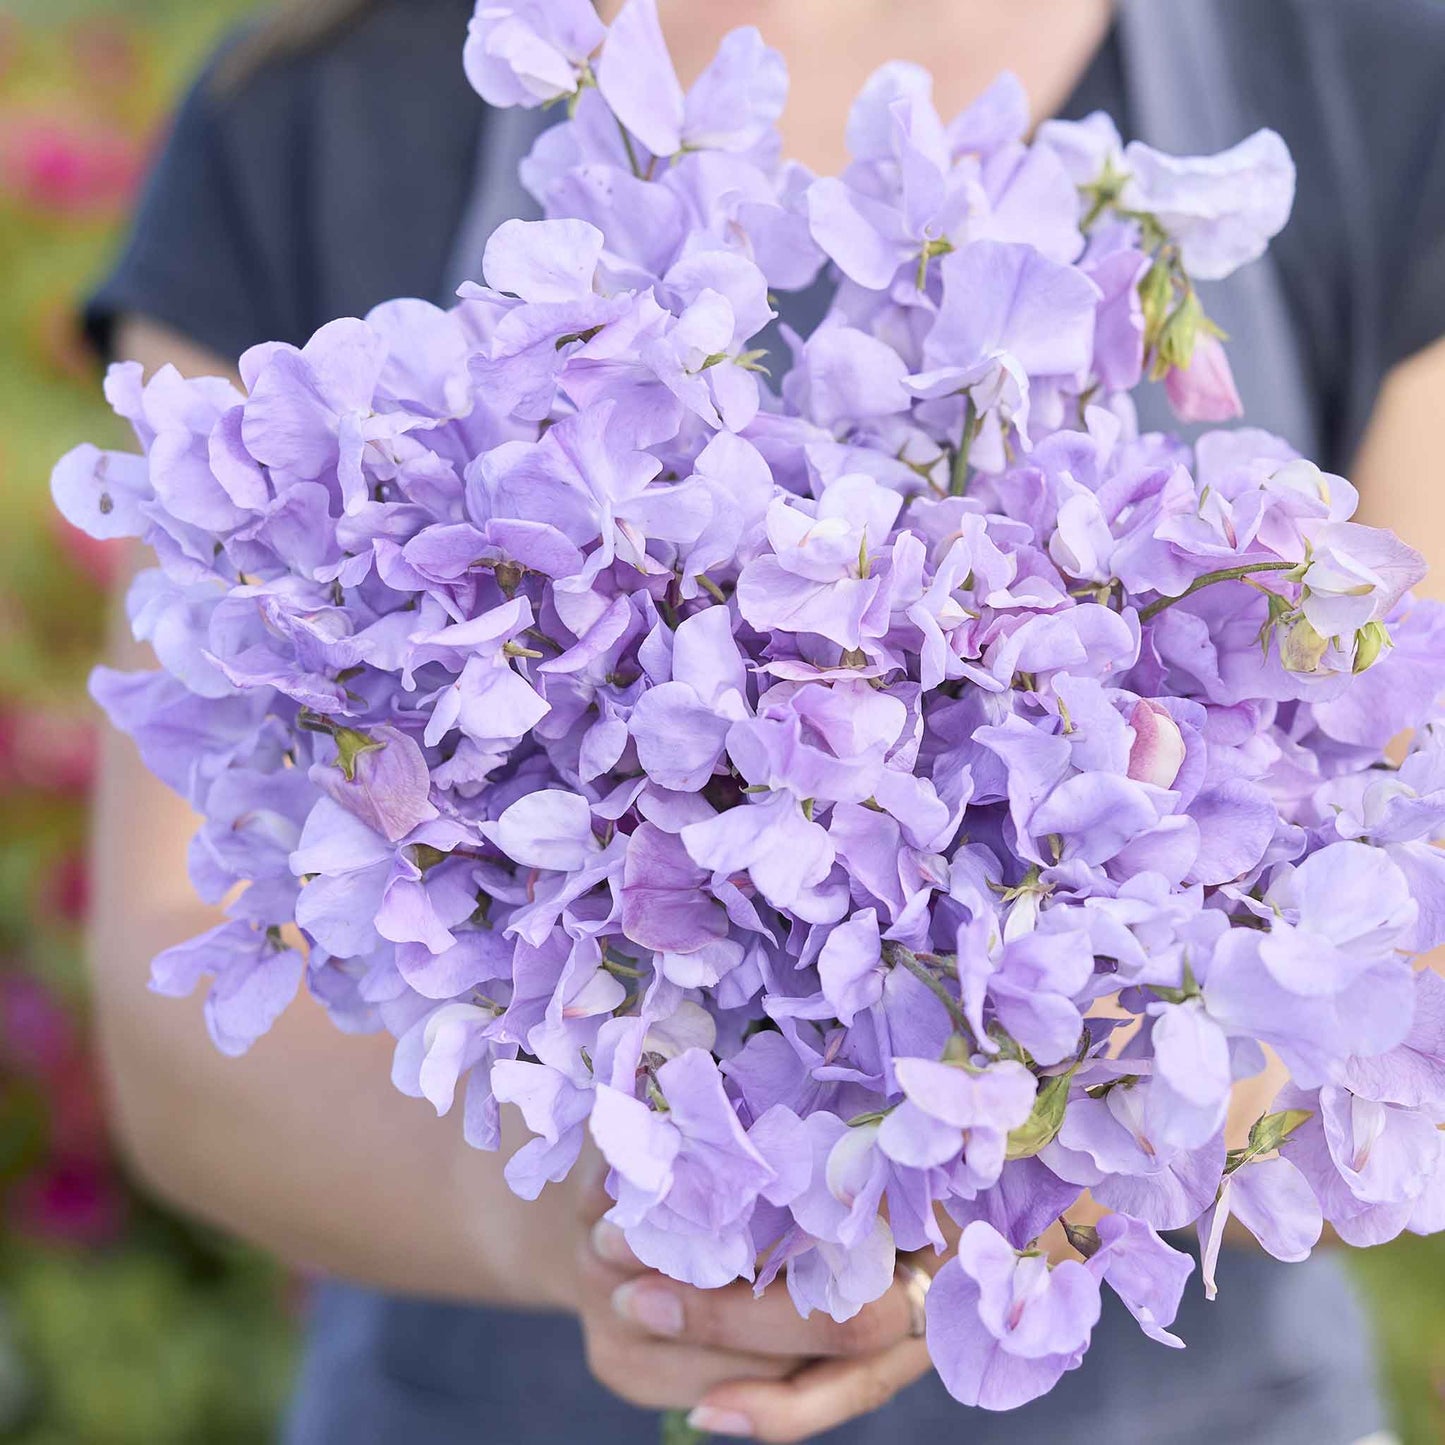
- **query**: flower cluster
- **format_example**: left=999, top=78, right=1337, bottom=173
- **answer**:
left=54, top=0, right=1445, bottom=1410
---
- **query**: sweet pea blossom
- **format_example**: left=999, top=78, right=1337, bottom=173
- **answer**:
left=52, top=1, right=1445, bottom=1418
left=926, top=1221, right=1102, bottom=1410
left=463, top=1, right=605, bottom=109
left=1121, top=130, right=1295, bottom=282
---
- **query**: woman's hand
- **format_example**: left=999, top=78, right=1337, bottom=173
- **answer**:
left=564, top=1155, right=939, bottom=1442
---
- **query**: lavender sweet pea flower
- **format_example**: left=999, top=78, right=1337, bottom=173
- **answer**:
left=241, top=318, right=415, bottom=517
left=681, top=790, right=836, bottom=914
left=1280, top=1083, right=1442, bottom=1246
left=406, top=600, right=551, bottom=748
left=927, top=1220, right=1101, bottom=1410
left=736, top=476, right=902, bottom=650
left=970, top=926, right=1091, bottom=1068
left=310, top=725, right=439, bottom=844
left=619, top=822, right=729, bottom=955
left=54, top=13, right=1445, bottom=1403
left=1043, top=1084, right=1226, bottom=1231
left=911, top=241, right=1100, bottom=439
left=1206, top=930, right=1414, bottom=1090
left=1085, top=1213, right=1194, bottom=1347
left=490, top=1058, right=594, bottom=1199
left=463, top=1, right=604, bottom=108
left=639, top=256, right=773, bottom=432
left=773, top=1114, right=902, bottom=1319
left=290, top=799, right=477, bottom=960
left=149, top=919, right=303, bottom=1058
left=805, top=64, right=965, bottom=290
left=1258, top=842, right=1416, bottom=998
left=877, top=1057, right=1037, bottom=1177
left=678, top=26, right=788, bottom=156
left=1035, top=111, right=1124, bottom=189
left=1298, top=522, right=1426, bottom=638
left=629, top=604, right=750, bottom=790
left=1340, top=968, right=1445, bottom=1111
left=1148, top=999, right=1232, bottom=1150
left=1122, top=129, right=1296, bottom=281
left=392, top=1000, right=517, bottom=1151
left=484, top=789, right=600, bottom=872
left=483, top=216, right=605, bottom=303
left=52, top=440, right=153, bottom=543
left=596, top=2, right=787, bottom=163
left=1197, top=1155, right=1322, bottom=1299
left=817, top=908, right=884, bottom=1025
left=728, top=680, right=908, bottom=807
left=783, top=322, right=912, bottom=434
left=591, top=1048, right=780, bottom=1287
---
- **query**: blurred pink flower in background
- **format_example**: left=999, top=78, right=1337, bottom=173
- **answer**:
left=0, top=973, right=127, bottom=1247
left=0, top=117, right=143, bottom=218
left=0, top=704, right=97, bottom=797
left=8, top=1158, right=126, bottom=1247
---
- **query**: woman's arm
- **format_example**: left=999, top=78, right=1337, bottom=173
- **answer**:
left=1353, top=334, right=1445, bottom=593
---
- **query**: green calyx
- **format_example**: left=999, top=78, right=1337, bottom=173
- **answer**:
left=1225, top=1107, right=1313, bottom=1174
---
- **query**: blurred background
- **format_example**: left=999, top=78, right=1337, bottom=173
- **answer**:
left=0, top=2, right=1440, bottom=1441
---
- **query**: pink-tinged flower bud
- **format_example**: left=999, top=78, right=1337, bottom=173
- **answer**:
left=1127, top=699, right=1186, bottom=789
left=1164, top=332, right=1243, bottom=423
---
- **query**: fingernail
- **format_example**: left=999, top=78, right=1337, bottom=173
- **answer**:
left=611, top=1279, right=684, bottom=1336
left=591, top=1219, right=634, bottom=1266
left=686, top=1405, right=754, bottom=1438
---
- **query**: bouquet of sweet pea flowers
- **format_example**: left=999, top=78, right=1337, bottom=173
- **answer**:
left=54, top=0, right=1445, bottom=1413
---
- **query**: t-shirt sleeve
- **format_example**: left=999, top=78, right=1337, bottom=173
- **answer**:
left=84, top=38, right=287, bottom=364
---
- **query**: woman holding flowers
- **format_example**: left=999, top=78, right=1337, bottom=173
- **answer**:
left=79, top=1, right=1445, bottom=1441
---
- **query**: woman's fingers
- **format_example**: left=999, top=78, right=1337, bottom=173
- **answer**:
left=607, top=1272, right=917, bottom=1359
left=579, top=1325, right=801, bottom=1413
left=686, top=1338, right=934, bottom=1443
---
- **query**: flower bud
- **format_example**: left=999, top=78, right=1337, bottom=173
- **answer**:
left=1138, top=256, right=1173, bottom=340
left=1155, top=289, right=1203, bottom=373
left=1164, top=332, right=1242, bottom=423
left=1279, top=615, right=1329, bottom=674
left=1352, top=619, right=1390, bottom=674
left=1126, top=699, right=1186, bottom=789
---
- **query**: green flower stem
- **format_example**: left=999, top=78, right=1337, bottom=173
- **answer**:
left=662, top=1408, right=709, bottom=1444
left=884, top=944, right=972, bottom=1034
left=617, top=118, right=644, bottom=180
left=949, top=400, right=980, bottom=497
left=1138, top=560, right=1298, bottom=623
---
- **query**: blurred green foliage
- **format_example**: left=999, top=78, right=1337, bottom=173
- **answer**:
left=0, top=2, right=1442, bottom=1442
